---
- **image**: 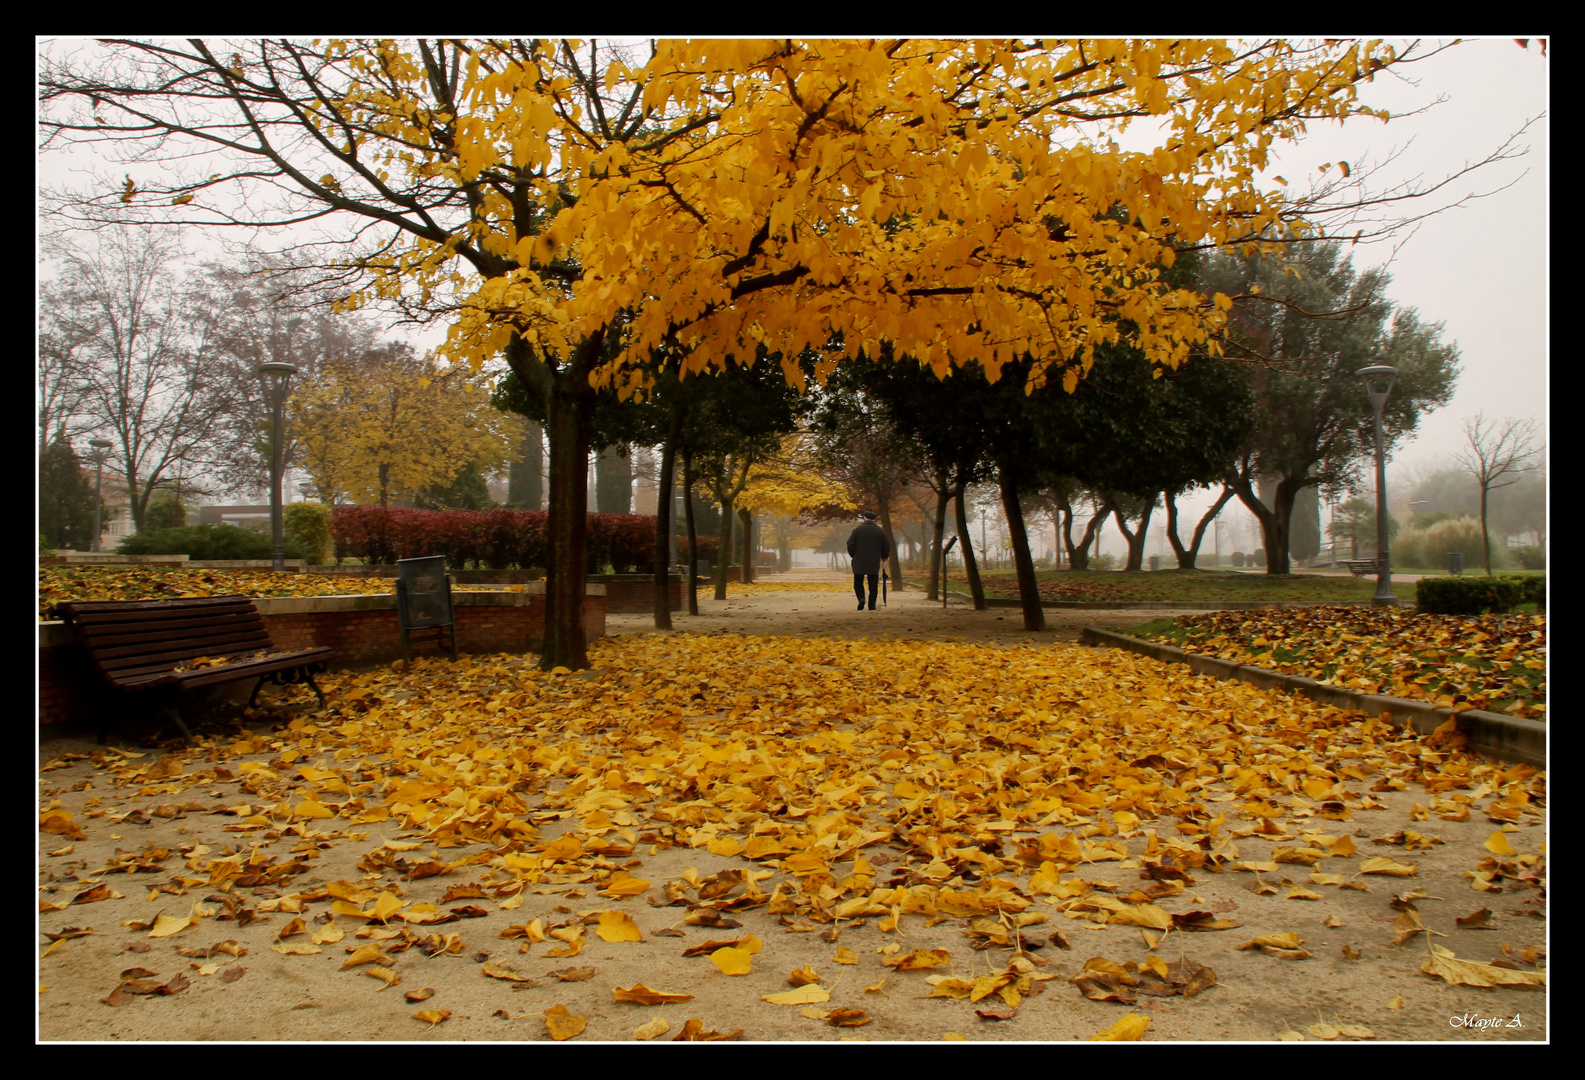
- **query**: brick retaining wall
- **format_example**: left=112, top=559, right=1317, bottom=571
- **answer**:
left=36, top=585, right=606, bottom=728
left=305, top=570, right=681, bottom=613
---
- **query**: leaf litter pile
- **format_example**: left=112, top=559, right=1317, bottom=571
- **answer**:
left=40, top=633, right=1545, bottom=1041
left=1129, top=608, right=1545, bottom=719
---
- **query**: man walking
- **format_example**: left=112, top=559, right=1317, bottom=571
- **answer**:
left=846, top=511, right=891, bottom=611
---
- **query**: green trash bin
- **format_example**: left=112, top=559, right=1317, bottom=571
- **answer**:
left=1447, top=552, right=1463, bottom=576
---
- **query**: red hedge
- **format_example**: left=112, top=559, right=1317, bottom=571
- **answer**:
left=331, top=506, right=657, bottom=573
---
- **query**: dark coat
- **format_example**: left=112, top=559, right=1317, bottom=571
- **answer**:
left=846, top=521, right=891, bottom=576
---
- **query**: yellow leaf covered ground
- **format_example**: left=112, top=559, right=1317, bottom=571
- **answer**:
left=1129, top=608, right=1546, bottom=719
left=74, top=633, right=1542, bottom=915
left=37, top=566, right=530, bottom=620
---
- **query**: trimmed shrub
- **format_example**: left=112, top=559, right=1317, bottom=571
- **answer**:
left=1513, top=545, right=1545, bottom=570
left=1511, top=573, right=1546, bottom=612
left=677, top=535, right=721, bottom=566
left=284, top=502, right=332, bottom=565
left=1092, top=552, right=1117, bottom=570
left=328, top=505, right=662, bottom=571
left=1252, top=548, right=1266, bottom=568
left=1415, top=574, right=1525, bottom=615
left=118, top=524, right=308, bottom=561
left=1231, top=550, right=1245, bottom=567
left=607, top=515, right=658, bottom=574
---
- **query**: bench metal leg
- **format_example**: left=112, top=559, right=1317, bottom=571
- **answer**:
left=161, top=701, right=194, bottom=746
left=303, top=672, right=327, bottom=711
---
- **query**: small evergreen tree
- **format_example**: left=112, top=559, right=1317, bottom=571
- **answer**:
left=38, top=438, right=97, bottom=550
left=143, top=493, right=188, bottom=531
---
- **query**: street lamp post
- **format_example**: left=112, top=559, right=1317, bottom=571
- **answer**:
left=88, top=438, right=113, bottom=552
left=257, top=362, right=298, bottom=572
left=1356, top=365, right=1398, bottom=605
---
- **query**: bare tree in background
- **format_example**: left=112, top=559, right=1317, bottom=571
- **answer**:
left=37, top=280, right=100, bottom=452
left=41, top=226, right=242, bottom=532
left=1454, top=412, right=1543, bottom=575
left=200, top=261, right=397, bottom=499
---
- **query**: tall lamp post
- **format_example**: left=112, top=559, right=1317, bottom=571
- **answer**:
left=257, top=362, right=298, bottom=572
left=1356, top=365, right=1398, bottom=605
left=87, top=438, right=113, bottom=552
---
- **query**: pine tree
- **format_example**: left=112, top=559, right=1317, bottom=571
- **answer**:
left=38, top=438, right=98, bottom=550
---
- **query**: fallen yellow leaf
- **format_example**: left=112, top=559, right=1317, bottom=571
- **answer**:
left=710, top=947, right=753, bottom=975
left=763, top=984, right=831, bottom=1006
left=1091, top=1013, right=1151, bottom=1041
left=544, top=1003, right=587, bottom=1040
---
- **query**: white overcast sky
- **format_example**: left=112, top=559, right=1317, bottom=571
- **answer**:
left=37, top=36, right=1548, bottom=522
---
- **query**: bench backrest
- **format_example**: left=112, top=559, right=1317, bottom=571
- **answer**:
left=52, top=596, right=275, bottom=687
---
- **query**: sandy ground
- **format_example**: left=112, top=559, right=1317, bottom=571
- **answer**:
left=38, top=572, right=1547, bottom=1044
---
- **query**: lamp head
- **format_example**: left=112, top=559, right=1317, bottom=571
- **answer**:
left=1354, top=365, right=1397, bottom=411
left=257, top=362, right=299, bottom=407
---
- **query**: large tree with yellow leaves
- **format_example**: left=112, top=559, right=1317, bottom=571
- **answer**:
left=44, top=37, right=1440, bottom=667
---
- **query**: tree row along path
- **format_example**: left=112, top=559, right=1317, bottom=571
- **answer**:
left=39, top=570, right=1544, bottom=1042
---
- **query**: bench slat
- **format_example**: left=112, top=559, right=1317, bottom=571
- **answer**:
left=162, top=648, right=334, bottom=690
left=55, top=597, right=260, bottom=623
left=97, top=646, right=282, bottom=682
left=78, top=612, right=266, bottom=642
left=91, top=631, right=277, bottom=666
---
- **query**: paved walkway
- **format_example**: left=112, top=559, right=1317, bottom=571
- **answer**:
left=606, top=569, right=1209, bottom=645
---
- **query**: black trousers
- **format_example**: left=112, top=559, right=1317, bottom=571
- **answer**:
left=853, top=572, right=879, bottom=608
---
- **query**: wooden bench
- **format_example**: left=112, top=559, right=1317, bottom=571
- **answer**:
left=1341, top=559, right=1378, bottom=577
left=50, top=595, right=334, bottom=743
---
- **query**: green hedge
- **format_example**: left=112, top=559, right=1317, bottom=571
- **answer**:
left=1416, top=573, right=1544, bottom=615
left=117, top=524, right=309, bottom=562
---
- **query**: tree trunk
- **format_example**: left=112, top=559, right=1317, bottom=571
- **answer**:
left=996, top=462, right=1045, bottom=631
left=953, top=482, right=986, bottom=610
left=1227, top=465, right=1300, bottom=576
left=1062, top=498, right=1103, bottom=571
left=509, top=421, right=544, bottom=510
left=715, top=492, right=735, bottom=600
left=1106, top=494, right=1154, bottom=572
left=652, top=408, right=683, bottom=630
left=540, top=374, right=595, bottom=670
left=738, top=507, right=754, bottom=583
left=876, top=499, right=904, bottom=590
left=1165, top=485, right=1235, bottom=569
left=926, top=469, right=949, bottom=601
left=683, top=450, right=700, bottom=616
left=1480, top=484, right=1492, bottom=575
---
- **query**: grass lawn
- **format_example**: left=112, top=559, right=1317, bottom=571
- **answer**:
left=908, top=567, right=1419, bottom=603
left=1118, top=607, right=1546, bottom=720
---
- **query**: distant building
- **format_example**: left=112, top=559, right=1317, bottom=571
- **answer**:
left=199, top=505, right=273, bottom=531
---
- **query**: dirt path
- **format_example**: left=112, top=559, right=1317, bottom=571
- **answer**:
left=38, top=573, right=1546, bottom=1043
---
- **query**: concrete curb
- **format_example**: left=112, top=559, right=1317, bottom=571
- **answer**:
left=1077, top=626, right=1545, bottom=768
left=943, top=591, right=1410, bottom=611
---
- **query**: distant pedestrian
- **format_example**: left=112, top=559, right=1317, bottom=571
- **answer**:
left=846, top=511, right=891, bottom=611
